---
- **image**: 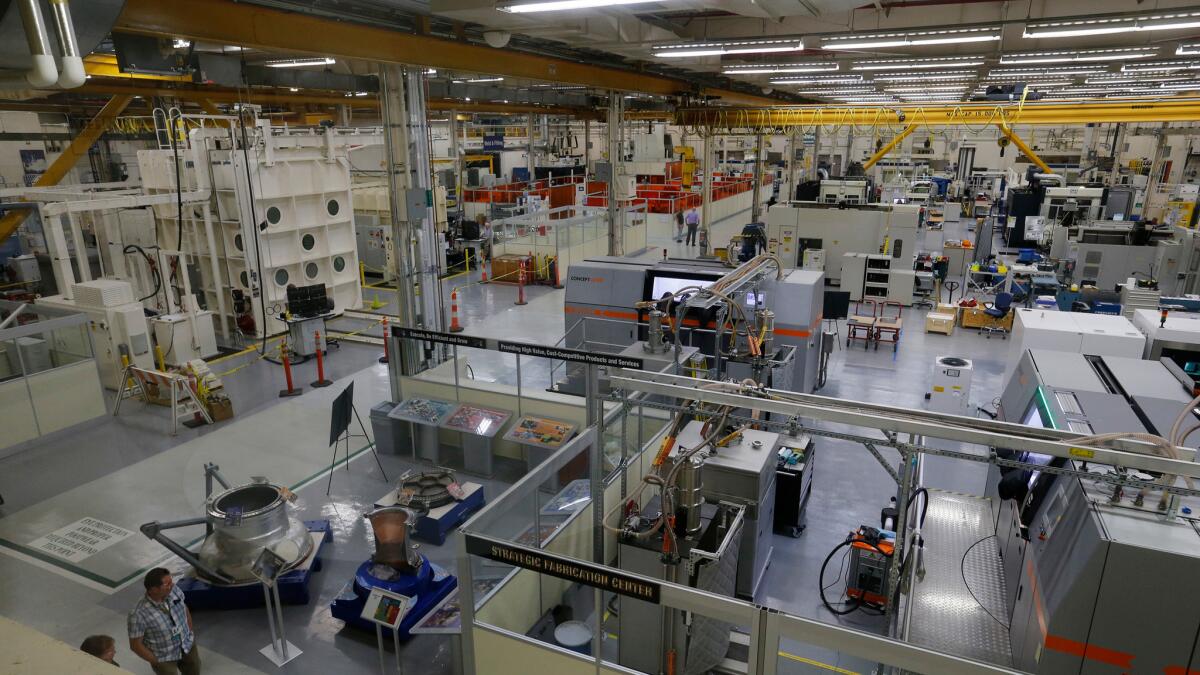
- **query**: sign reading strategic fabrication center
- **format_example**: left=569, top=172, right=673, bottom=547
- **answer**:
left=497, top=340, right=645, bottom=370
left=465, top=535, right=660, bottom=603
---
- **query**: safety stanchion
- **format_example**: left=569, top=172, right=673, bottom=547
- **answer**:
left=449, top=290, right=465, bottom=332
left=311, top=331, right=332, bottom=387
left=278, top=339, right=302, bottom=397
left=551, top=256, right=564, bottom=289
left=379, top=317, right=390, bottom=364
left=514, top=261, right=528, bottom=306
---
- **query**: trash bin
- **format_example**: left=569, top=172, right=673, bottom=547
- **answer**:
left=370, top=401, right=410, bottom=454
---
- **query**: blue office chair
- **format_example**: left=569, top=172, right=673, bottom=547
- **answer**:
left=982, top=291, right=1014, bottom=339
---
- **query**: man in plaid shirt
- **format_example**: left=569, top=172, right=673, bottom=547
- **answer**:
left=128, top=568, right=201, bottom=674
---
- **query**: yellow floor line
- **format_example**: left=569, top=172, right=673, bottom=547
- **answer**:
left=777, top=651, right=859, bottom=674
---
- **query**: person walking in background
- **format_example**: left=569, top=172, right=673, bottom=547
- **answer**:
left=685, top=207, right=700, bottom=246
left=80, top=635, right=119, bottom=667
left=129, top=568, right=201, bottom=675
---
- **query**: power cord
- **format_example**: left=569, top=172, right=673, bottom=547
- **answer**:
left=960, top=534, right=1009, bottom=629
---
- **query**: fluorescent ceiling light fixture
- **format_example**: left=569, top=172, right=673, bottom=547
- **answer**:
left=999, top=47, right=1157, bottom=65
left=425, top=69, right=437, bottom=75
left=984, top=80, right=1072, bottom=88
left=1086, top=74, right=1191, bottom=84
left=289, top=87, right=299, bottom=92
left=989, top=66, right=1105, bottom=77
left=500, top=0, right=657, bottom=12
left=266, top=57, right=335, bottom=68
left=796, top=87, right=879, bottom=95
left=1024, top=11, right=1200, bottom=38
left=771, top=75, right=863, bottom=85
left=874, top=70, right=979, bottom=82
left=885, top=85, right=969, bottom=92
left=173, top=39, right=191, bottom=49
left=654, top=38, right=804, bottom=59
left=823, top=26, right=1000, bottom=50
left=1122, top=59, right=1200, bottom=73
left=722, top=62, right=838, bottom=75
left=1178, top=43, right=1200, bottom=56
left=467, top=77, right=504, bottom=83
left=853, top=56, right=985, bottom=71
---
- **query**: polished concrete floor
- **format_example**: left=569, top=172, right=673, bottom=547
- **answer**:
left=0, top=204, right=1017, bottom=674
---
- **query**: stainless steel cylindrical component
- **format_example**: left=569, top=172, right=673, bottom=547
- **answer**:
left=645, top=309, right=667, bottom=354
left=198, top=482, right=314, bottom=584
left=676, top=456, right=705, bottom=538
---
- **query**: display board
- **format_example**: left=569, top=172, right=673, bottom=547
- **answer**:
left=387, top=397, right=457, bottom=426
left=443, top=404, right=511, bottom=438
left=503, top=416, right=577, bottom=450
left=409, top=589, right=462, bottom=635
left=360, top=587, right=413, bottom=629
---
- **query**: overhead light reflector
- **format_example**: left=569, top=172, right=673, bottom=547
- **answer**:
left=852, top=56, right=985, bottom=71
left=266, top=57, right=336, bottom=68
left=1122, top=59, right=1200, bottom=73
left=654, top=38, right=804, bottom=59
left=823, top=27, right=1000, bottom=50
left=722, top=62, right=838, bottom=75
left=500, top=0, right=658, bottom=12
left=999, top=47, right=1157, bottom=64
left=1023, top=11, right=1200, bottom=38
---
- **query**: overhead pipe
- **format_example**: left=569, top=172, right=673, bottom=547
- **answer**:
left=0, top=0, right=58, bottom=89
left=48, top=0, right=85, bottom=89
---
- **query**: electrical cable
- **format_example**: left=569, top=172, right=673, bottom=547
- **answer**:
left=123, top=244, right=163, bottom=305
left=961, top=535, right=1009, bottom=629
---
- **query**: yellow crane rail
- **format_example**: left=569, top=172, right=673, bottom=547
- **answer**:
left=673, top=99, right=1200, bottom=129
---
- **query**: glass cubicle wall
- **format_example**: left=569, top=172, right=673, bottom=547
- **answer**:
left=0, top=300, right=107, bottom=456
left=457, top=402, right=1021, bottom=675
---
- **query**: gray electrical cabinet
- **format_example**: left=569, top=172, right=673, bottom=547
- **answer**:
left=669, top=421, right=778, bottom=599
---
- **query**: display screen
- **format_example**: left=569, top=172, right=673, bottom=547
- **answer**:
left=651, top=275, right=711, bottom=300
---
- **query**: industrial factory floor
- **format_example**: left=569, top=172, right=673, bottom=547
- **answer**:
left=0, top=209, right=1019, bottom=673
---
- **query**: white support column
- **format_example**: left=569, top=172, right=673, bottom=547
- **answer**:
left=751, top=132, right=765, bottom=222
left=606, top=92, right=624, bottom=256
left=67, top=212, right=91, bottom=282
left=702, top=133, right=713, bottom=235
left=527, top=114, right=535, bottom=181
left=449, top=110, right=461, bottom=209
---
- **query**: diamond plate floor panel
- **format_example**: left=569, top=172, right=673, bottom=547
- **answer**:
left=906, top=490, right=1013, bottom=667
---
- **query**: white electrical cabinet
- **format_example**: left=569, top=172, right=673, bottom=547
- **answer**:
left=36, top=279, right=154, bottom=390
left=151, top=312, right=219, bottom=366
left=930, top=356, right=974, bottom=415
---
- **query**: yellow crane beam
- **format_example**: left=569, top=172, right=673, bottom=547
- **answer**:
left=83, top=54, right=192, bottom=83
left=0, top=95, right=134, bottom=246
left=997, top=123, right=1053, bottom=174
left=674, top=99, right=1200, bottom=128
left=114, top=0, right=781, bottom=106
left=863, top=124, right=917, bottom=170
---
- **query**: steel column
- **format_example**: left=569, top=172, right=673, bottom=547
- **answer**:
left=751, top=132, right=765, bottom=222
left=606, top=92, right=623, bottom=256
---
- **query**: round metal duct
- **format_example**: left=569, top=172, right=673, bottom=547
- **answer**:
left=0, top=0, right=123, bottom=70
left=197, top=482, right=314, bottom=584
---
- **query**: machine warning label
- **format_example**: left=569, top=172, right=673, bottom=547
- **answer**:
left=28, top=517, right=133, bottom=562
left=465, top=534, right=660, bottom=603
left=392, top=326, right=488, bottom=349
left=497, top=340, right=644, bottom=370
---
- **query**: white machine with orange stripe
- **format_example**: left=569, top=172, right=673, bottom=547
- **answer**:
left=563, top=255, right=824, bottom=392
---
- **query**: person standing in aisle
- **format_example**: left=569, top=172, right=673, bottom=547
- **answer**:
left=685, top=207, right=700, bottom=246
left=128, top=568, right=201, bottom=675
left=674, top=209, right=685, bottom=242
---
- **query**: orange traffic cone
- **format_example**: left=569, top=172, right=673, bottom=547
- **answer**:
left=449, top=290, right=464, bottom=332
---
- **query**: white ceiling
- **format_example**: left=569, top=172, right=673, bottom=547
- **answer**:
left=425, top=0, right=1200, bottom=102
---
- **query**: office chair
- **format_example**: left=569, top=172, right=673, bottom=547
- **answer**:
left=982, top=291, right=1013, bottom=339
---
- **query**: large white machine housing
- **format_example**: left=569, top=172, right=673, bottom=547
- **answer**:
left=36, top=279, right=154, bottom=390
left=929, top=355, right=974, bottom=415
left=1007, top=309, right=1146, bottom=380
left=767, top=202, right=921, bottom=284
left=138, top=123, right=366, bottom=338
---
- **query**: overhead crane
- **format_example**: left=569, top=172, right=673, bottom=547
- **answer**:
left=672, top=98, right=1200, bottom=172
